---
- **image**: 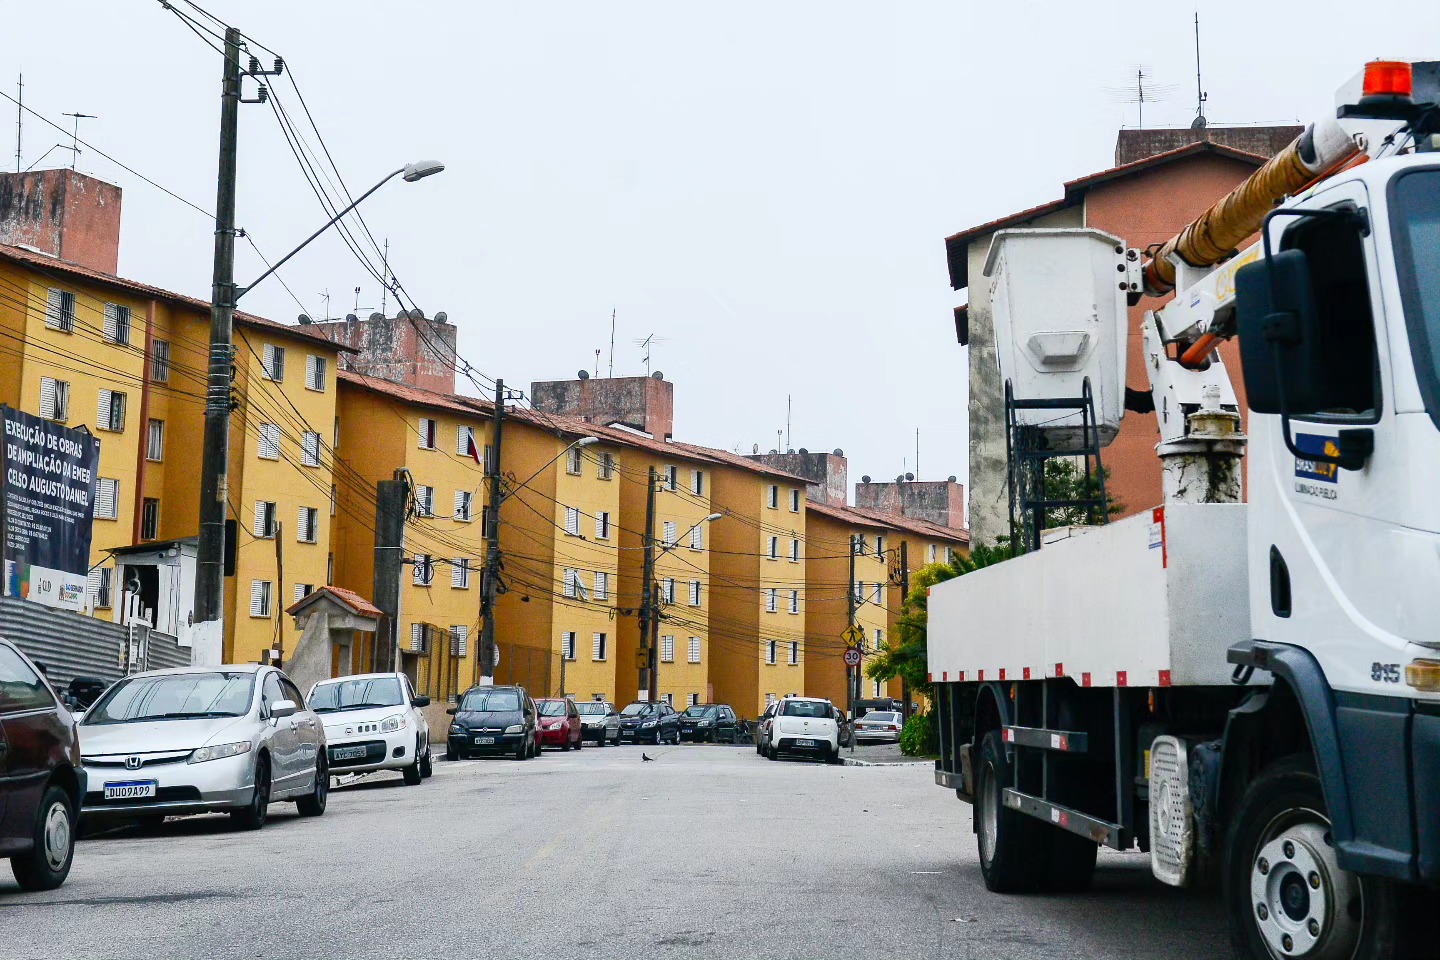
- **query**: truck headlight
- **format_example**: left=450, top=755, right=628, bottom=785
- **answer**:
left=380, top=714, right=408, bottom=733
left=189, top=741, right=252, bottom=764
left=504, top=724, right=524, bottom=735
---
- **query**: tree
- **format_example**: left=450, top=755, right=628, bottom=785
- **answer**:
left=1041, top=457, right=1123, bottom=528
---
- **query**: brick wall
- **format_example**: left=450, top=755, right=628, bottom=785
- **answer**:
left=530, top=376, right=674, bottom=440
left=745, top=451, right=847, bottom=506
left=0, top=170, right=122, bottom=273
left=1114, top=125, right=1302, bottom=166
left=314, top=312, right=458, bottom=394
left=853, top=479, right=965, bottom=530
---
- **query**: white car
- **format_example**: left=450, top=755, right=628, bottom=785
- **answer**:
left=307, top=673, right=432, bottom=785
left=763, top=696, right=842, bottom=764
left=79, top=664, right=327, bottom=830
left=853, top=710, right=904, bottom=743
left=575, top=700, right=621, bottom=745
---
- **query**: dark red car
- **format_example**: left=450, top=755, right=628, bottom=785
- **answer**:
left=0, top=638, right=84, bottom=891
left=534, top=698, right=583, bottom=751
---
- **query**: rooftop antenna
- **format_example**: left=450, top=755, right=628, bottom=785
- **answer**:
left=1191, top=12, right=1209, bottom=129
left=634, top=333, right=666, bottom=376
left=608, top=308, right=616, bottom=378
left=380, top=239, right=390, bottom=316
left=786, top=395, right=792, bottom=451
left=777, top=429, right=783, bottom=454
left=13, top=74, right=20, bottom=174
left=318, top=289, right=331, bottom=321
left=594, top=348, right=601, bottom=378
left=61, top=111, right=95, bottom=171
left=916, top=427, right=920, bottom=481
left=353, top=286, right=362, bottom=313
left=1105, top=66, right=1178, bottom=129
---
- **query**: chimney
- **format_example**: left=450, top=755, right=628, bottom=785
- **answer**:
left=746, top=449, right=847, bottom=507
left=530, top=374, right=674, bottom=440
left=0, top=169, right=123, bottom=274
left=313, top=309, right=458, bottom=394
left=853, top=477, right=966, bottom=531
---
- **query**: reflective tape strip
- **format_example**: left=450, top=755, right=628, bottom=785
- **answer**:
left=1117, top=671, right=1128, bottom=687
left=1082, top=673, right=1092, bottom=687
left=1159, top=670, right=1172, bottom=687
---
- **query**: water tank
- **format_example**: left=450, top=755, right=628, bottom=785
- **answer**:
left=984, top=228, right=1131, bottom=451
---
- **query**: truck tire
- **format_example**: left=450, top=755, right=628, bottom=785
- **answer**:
left=975, top=730, right=1046, bottom=893
left=1223, top=754, right=1413, bottom=960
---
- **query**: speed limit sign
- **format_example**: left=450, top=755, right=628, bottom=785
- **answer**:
left=843, top=647, right=861, bottom=667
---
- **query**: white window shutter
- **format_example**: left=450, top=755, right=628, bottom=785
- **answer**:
left=103, top=303, right=118, bottom=341
left=456, top=425, right=470, bottom=456
left=305, top=354, right=317, bottom=389
left=565, top=507, right=579, bottom=536
left=690, top=525, right=702, bottom=550
left=663, top=521, right=676, bottom=545
left=451, top=559, right=465, bottom=588
left=40, top=377, right=56, bottom=420
left=254, top=502, right=267, bottom=537
left=97, top=389, right=112, bottom=429
left=689, top=637, right=701, bottom=663
left=87, top=567, right=102, bottom=608
left=95, top=478, right=116, bottom=520
left=411, top=623, right=424, bottom=652
left=45, top=289, right=64, bottom=329
left=592, top=632, right=603, bottom=660
left=250, top=580, right=265, bottom=617
left=454, top=490, right=466, bottom=519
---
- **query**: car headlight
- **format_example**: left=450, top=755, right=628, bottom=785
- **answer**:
left=189, top=740, right=252, bottom=764
left=449, top=725, right=465, bottom=736
left=380, top=714, right=408, bottom=733
left=698, top=719, right=713, bottom=726
left=504, top=724, right=523, bottom=735
left=641, top=720, right=656, bottom=728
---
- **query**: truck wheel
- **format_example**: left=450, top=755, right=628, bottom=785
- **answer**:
left=975, top=730, right=1046, bottom=893
left=1224, top=754, right=1408, bottom=960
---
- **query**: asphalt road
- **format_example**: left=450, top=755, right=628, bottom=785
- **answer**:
left=2, top=743, right=1226, bottom=959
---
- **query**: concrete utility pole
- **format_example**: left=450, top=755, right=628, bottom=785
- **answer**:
left=194, top=26, right=243, bottom=638
left=373, top=474, right=408, bottom=672
left=848, top=533, right=857, bottom=752
left=898, top=540, right=910, bottom=722
left=479, top=379, right=506, bottom=685
left=638, top=467, right=659, bottom=701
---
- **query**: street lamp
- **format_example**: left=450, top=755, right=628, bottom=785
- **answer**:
left=661, top=513, right=724, bottom=553
left=506, top=436, right=599, bottom=499
left=238, top=159, right=446, bottom=301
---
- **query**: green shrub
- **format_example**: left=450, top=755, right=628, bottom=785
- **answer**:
left=899, top=711, right=937, bottom=757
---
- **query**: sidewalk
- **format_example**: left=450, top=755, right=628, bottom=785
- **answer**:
left=840, top=741, right=932, bottom=767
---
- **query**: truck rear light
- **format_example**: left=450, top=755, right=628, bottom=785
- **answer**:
left=1405, top=659, right=1440, bottom=692
left=1362, top=60, right=1413, bottom=99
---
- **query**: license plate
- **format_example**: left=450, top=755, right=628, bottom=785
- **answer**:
left=795, top=738, right=816, bottom=748
left=474, top=736, right=495, bottom=745
left=103, top=780, right=157, bottom=800
left=331, top=745, right=367, bottom=760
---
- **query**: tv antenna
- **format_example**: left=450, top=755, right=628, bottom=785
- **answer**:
left=1191, top=12, right=1209, bottom=129
left=61, top=111, right=96, bottom=170
left=634, top=333, right=666, bottom=376
left=318, top=289, right=331, bottom=321
left=1105, top=66, right=1179, bottom=129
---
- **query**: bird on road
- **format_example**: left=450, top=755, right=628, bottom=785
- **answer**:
left=642, top=753, right=655, bottom=762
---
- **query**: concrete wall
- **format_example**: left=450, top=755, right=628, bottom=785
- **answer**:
left=0, top=170, right=122, bottom=274
left=314, top=312, right=457, bottom=394
left=852, top=479, right=966, bottom=531
left=530, top=376, right=674, bottom=440
left=1114, top=125, right=1302, bottom=167
left=745, top=450, right=847, bottom=507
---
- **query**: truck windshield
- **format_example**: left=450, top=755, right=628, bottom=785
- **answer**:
left=1391, top=167, right=1440, bottom=430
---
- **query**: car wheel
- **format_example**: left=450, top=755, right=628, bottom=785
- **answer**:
left=611, top=730, right=620, bottom=746
left=561, top=734, right=571, bottom=752
left=297, top=752, right=329, bottom=816
left=230, top=755, right=271, bottom=831
left=575, top=733, right=582, bottom=751
left=827, top=746, right=843, bottom=765
left=514, top=737, right=527, bottom=762
left=10, top=784, right=75, bottom=892
left=420, top=744, right=433, bottom=778
left=403, top=738, right=423, bottom=785
left=767, top=743, right=779, bottom=761
left=445, top=743, right=458, bottom=762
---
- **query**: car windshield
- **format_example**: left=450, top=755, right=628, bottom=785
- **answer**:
left=1392, top=167, right=1440, bottom=429
left=460, top=689, right=521, bottom=712
left=683, top=706, right=716, bottom=718
left=620, top=703, right=653, bottom=717
left=537, top=700, right=569, bottom=717
left=575, top=702, right=607, bottom=715
left=309, top=677, right=404, bottom=713
left=781, top=700, right=832, bottom=718
left=84, top=672, right=255, bottom=725
left=864, top=712, right=898, bottom=723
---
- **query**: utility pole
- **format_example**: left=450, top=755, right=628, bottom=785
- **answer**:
left=898, top=540, right=910, bottom=721
left=373, top=473, right=408, bottom=672
left=479, top=379, right=506, bottom=684
left=194, top=26, right=243, bottom=638
left=638, top=467, right=659, bottom=701
left=272, top=520, right=284, bottom=666
left=848, top=533, right=857, bottom=752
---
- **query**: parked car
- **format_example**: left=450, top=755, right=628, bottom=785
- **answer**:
left=446, top=685, right=537, bottom=761
left=78, top=664, right=328, bottom=831
left=754, top=700, right=780, bottom=755
left=535, top=698, right=583, bottom=751
left=853, top=710, right=903, bottom=743
left=617, top=701, right=680, bottom=744
left=678, top=703, right=740, bottom=743
left=307, top=672, right=432, bottom=785
left=574, top=700, right=620, bottom=746
left=764, top=696, right=842, bottom=763
left=0, top=638, right=84, bottom=890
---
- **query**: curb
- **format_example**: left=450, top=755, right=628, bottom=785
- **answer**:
left=843, top=757, right=932, bottom=767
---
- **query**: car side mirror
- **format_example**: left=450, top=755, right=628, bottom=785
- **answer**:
left=446, top=706, right=458, bottom=716
left=412, top=695, right=431, bottom=708
left=72, top=710, right=86, bottom=723
left=270, top=699, right=297, bottom=721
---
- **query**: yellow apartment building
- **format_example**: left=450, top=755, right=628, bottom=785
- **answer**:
left=802, top=501, right=892, bottom=709
left=331, top=371, right=493, bottom=702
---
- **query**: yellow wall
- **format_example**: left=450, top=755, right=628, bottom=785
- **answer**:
left=803, top=512, right=889, bottom=708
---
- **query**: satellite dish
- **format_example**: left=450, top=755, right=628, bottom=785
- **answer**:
left=948, top=475, right=958, bottom=483
left=833, top=449, right=843, bottom=457
left=905, top=472, right=915, bottom=481
left=1190, top=114, right=1208, bottom=129
left=786, top=448, right=795, bottom=455
left=297, top=313, right=312, bottom=324
left=798, top=448, right=808, bottom=455
left=578, top=370, right=590, bottom=380
left=895, top=475, right=905, bottom=483
left=369, top=312, right=384, bottom=322
left=344, top=313, right=358, bottom=324
left=752, top=444, right=759, bottom=454
left=407, top=308, right=425, bottom=321
left=769, top=449, right=778, bottom=455
left=861, top=475, right=871, bottom=484
left=652, top=370, right=664, bottom=380
left=435, top=311, right=448, bottom=323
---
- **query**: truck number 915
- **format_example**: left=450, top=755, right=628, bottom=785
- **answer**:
left=1371, top=662, right=1401, bottom=684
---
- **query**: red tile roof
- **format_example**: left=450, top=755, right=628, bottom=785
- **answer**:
left=286, top=585, right=382, bottom=619
left=337, top=368, right=494, bottom=418
left=804, top=498, right=894, bottom=531
left=847, top=504, right=970, bottom=546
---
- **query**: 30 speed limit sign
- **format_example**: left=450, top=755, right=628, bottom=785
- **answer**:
left=843, top=647, right=861, bottom=667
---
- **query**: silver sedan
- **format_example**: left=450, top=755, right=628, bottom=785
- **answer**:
left=853, top=711, right=904, bottom=743
left=78, top=664, right=328, bottom=830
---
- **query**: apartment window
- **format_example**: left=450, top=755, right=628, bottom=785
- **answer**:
left=874, top=627, right=883, bottom=650
left=562, top=632, right=577, bottom=661
left=566, top=446, right=582, bottom=474
left=688, top=637, right=701, bottom=663
left=455, top=490, right=473, bottom=522
left=929, top=544, right=938, bottom=564
left=88, top=567, right=114, bottom=610
left=790, top=489, right=801, bottom=512
left=854, top=581, right=865, bottom=602
left=689, top=525, right=703, bottom=551
left=257, top=423, right=281, bottom=461
left=665, top=465, right=678, bottom=490
left=39, top=377, right=69, bottom=421
left=662, top=521, right=677, bottom=547
left=413, top=485, right=433, bottom=518
left=766, top=588, right=777, bottom=613
left=140, top=498, right=160, bottom=541
left=95, top=478, right=120, bottom=521
left=875, top=535, right=885, bottom=557
left=301, top=431, right=322, bottom=468
left=44, top=288, right=76, bottom=333
left=417, top=417, right=437, bottom=449
left=946, top=547, right=955, bottom=563
left=854, top=535, right=867, bottom=555
left=452, top=558, right=471, bottom=589
left=873, top=583, right=883, bottom=604
left=687, top=692, right=699, bottom=707
left=765, top=693, right=777, bottom=705
left=294, top=583, right=313, bottom=604
left=789, top=538, right=800, bottom=562
left=151, top=340, right=170, bottom=383
left=305, top=355, right=327, bottom=391
left=873, top=679, right=882, bottom=697
left=692, top=469, right=704, bottom=495
left=688, top=580, right=701, bottom=606
left=450, top=625, right=469, bottom=657
left=592, top=632, right=607, bottom=661
left=766, top=640, right=777, bottom=664
left=297, top=506, right=318, bottom=544
left=456, top=425, right=475, bottom=457
left=252, top=500, right=276, bottom=538
left=598, top=452, right=614, bottom=479
left=413, top=554, right=435, bottom=586
left=483, top=445, right=496, bottom=476
left=662, top=578, right=676, bottom=604
left=145, top=418, right=165, bottom=461
left=327, top=552, right=334, bottom=586
left=594, top=571, right=609, bottom=601
left=788, top=589, right=799, bottom=614
left=103, top=303, right=131, bottom=346
left=409, top=623, right=427, bottom=653
left=767, top=484, right=779, bottom=509
left=595, top=511, right=611, bottom=540
left=250, top=580, right=272, bottom=618
left=564, top=506, right=581, bottom=536
left=661, top=636, right=674, bottom=663
left=261, top=343, right=285, bottom=381
left=662, top=693, right=673, bottom=708
left=788, top=641, right=799, bottom=665
left=767, top=536, right=778, bottom=560
left=563, top=568, right=579, bottom=599
left=330, top=484, right=337, bottom=517
left=97, top=389, right=126, bottom=432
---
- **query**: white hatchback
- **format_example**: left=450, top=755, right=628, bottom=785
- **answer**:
left=307, top=673, right=432, bottom=785
left=764, top=696, right=842, bottom=764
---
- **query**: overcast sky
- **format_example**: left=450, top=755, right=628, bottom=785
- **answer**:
left=7, top=1, right=1435, bottom=500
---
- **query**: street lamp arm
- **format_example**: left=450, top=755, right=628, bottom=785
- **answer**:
left=503, top=436, right=598, bottom=503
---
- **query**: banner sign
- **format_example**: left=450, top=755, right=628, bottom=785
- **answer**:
left=2, top=408, right=101, bottom=611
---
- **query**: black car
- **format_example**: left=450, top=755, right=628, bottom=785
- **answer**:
left=617, top=701, right=680, bottom=744
left=0, top=638, right=84, bottom=890
left=446, top=685, right=538, bottom=761
left=678, top=703, right=741, bottom=743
